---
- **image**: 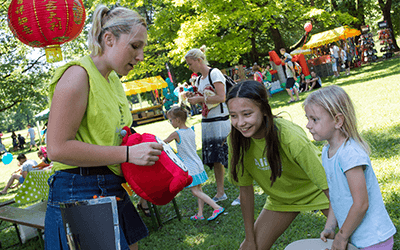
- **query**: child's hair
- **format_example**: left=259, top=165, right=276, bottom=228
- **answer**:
left=167, top=106, right=188, bottom=123
left=226, top=80, right=282, bottom=185
left=303, top=85, right=370, bottom=154
left=88, top=4, right=147, bottom=56
left=185, top=47, right=209, bottom=65
left=253, top=65, right=260, bottom=72
left=280, top=48, right=286, bottom=54
left=17, top=154, right=26, bottom=161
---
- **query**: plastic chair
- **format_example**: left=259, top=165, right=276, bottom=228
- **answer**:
left=59, top=197, right=121, bottom=250
left=285, top=238, right=358, bottom=250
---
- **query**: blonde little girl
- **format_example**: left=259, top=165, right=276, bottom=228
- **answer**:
left=164, top=106, right=225, bottom=221
left=304, top=85, right=396, bottom=250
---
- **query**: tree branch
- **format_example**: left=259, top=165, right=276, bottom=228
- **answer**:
left=0, top=100, right=23, bottom=113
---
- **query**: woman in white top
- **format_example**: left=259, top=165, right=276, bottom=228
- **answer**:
left=184, top=47, right=234, bottom=204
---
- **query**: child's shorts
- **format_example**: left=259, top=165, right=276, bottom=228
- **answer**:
left=360, top=236, right=394, bottom=250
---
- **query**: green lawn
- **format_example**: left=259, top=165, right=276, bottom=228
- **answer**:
left=1, top=57, right=399, bottom=249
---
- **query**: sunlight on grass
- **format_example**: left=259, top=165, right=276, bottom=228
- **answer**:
left=184, top=233, right=207, bottom=246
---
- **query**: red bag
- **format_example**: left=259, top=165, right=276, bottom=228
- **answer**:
left=120, top=127, right=193, bottom=205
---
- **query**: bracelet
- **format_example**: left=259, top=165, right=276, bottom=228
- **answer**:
left=126, top=146, right=129, bottom=163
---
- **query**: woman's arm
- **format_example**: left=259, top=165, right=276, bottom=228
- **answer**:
left=47, top=66, right=163, bottom=167
left=331, top=166, right=368, bottom=249
left=239, top=185, right=257, bottom=250
left=164, top=131, right=179, bottom=144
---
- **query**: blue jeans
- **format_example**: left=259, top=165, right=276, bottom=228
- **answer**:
left=44, top=171, right=148, bottom=250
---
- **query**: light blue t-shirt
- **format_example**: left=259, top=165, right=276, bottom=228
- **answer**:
left=28, top=128, right=35, bottom=139
left=322, top=139, right=396, bottom=248
left=21, top=159, right=38, bottom=173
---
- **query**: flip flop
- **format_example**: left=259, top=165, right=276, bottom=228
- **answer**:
left=207, top=207, right=225, bottom=221
left=287, top=99, right=295, bottom=104
left=137, top=203, right=151, bottom=217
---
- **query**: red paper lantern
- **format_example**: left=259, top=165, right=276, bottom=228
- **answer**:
left=304, top=22, right=313, bottom=33
left=8, top=0, right=86, bottom=62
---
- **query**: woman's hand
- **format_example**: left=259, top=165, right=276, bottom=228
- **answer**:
left=129, top=142, right=163, bottom=166
left=239, top=238, right=257, bottom=250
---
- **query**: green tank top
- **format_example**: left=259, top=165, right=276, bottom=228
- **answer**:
left=48, top=55, right=132, bottom=176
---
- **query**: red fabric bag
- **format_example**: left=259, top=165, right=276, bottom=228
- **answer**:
left=120, top=127, right=193, bottom=205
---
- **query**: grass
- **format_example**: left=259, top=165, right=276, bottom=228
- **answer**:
left=1, top=57, right=399, bottom=249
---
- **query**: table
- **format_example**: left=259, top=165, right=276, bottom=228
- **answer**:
left=14, top=170, right=52, bottom=204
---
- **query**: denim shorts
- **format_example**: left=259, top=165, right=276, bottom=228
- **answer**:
left=44, top=171, right=148, bottom=250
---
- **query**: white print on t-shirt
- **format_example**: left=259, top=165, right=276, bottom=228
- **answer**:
left=255, top=157, right=270, bottom=171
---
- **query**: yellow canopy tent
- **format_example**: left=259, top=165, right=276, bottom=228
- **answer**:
left=122, top=76, right=168, bottom=96
left=303, top=26, right=361, bottom=49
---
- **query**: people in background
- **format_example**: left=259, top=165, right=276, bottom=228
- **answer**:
left=164, top=106, right=225, bottom=221
left=26, top=124, right=39, bottom=152
left=17, top=134, right=26, bottom=149
left=45, top=4, right=163, bottom=250
left=227, top=81, right=329, bottom=249
left=185, top=47, right=233, bottom=204
left=307, top=71, right=322, bottom=91
left=33, top=146, right=52, bottom=170
left=252, top=65, right=263, bottom=84
left=330, top=43, right=341, bottom=77
left=304, top=85, right=396, bottom=249
left=280, top=48, right=292, bottom=64
left=0, top=154, right=38, bottom=195
left=11, top=131, right=18, bottom=151
left=298, top=73, right=308, bottom=93
left=341, top=44, right=350, bottom=76
left=281, top=57, right=300, bottom=103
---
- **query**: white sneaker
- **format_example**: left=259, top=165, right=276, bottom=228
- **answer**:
left=212, top=193, right=227, bottom=202
left=231, top=198, right=241, bottom=206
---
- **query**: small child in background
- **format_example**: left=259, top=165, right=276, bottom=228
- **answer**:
left=304, top=85, right=396, bottom=250
left=164, top=106, right=225, bottom=221
left=280, top=48, right=292, bottom=63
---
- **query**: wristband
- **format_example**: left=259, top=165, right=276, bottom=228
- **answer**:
left=126, top=146, right=129, bottom=163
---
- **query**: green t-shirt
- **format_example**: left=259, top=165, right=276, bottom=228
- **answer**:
left=265, top=71, right=272, bottom=82
left=48, top=55, right=132, bottom=176
left=229, top=118, right=329, bottom=212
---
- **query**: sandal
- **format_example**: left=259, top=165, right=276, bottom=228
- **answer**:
left=137, top=203, right=151, bottom=217
left=207, top=207, right=225, bottom=221
left=287, top=99, right=295, bottom=104
left=190, top=214, right=205, bottom=221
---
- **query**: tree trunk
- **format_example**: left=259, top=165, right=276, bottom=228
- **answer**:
left=378, top=0, right=399, bottom=51
left=269, top=26, right=286, bottom=55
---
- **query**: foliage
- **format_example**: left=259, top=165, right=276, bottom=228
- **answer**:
left=1, top=0, right=399, bottom=129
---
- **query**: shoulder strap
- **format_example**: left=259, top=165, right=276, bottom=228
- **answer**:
left=206, top=68, right=224, bottom=113
left=208, top=68, right=215, bottom=88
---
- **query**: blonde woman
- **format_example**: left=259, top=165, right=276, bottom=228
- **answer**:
left=45, top=4, right=163, bottom=250
left=185, top=47, right=235, bottom=204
